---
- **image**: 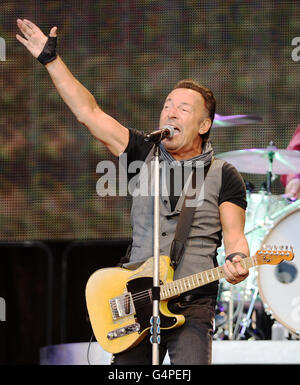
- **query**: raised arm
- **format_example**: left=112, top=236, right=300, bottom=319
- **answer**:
left=16, top=19, right=129, bottom=156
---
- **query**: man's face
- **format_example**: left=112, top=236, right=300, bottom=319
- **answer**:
left=159, top=88, right=211, bottom=160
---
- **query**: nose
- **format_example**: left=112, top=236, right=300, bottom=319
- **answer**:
left=167, top=106, right=179, bottom=120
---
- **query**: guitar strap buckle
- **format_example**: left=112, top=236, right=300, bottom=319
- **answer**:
left=170, top=240, right=185, bottom=269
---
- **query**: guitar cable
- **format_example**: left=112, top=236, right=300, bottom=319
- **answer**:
left=87, top=331, right=95, bottom=365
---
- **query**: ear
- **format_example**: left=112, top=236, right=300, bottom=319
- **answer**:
left=198, top=118, right=211, bottom=135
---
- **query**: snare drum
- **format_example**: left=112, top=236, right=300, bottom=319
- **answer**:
left=257, top=207, right=300, bottom=335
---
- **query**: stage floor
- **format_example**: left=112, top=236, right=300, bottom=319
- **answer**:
left=40, top=340, right=300, bottom=365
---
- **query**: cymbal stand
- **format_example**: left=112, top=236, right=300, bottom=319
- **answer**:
left=236, top=286, right=259, bottom=340
left=266, top=141, right=275, bottom=196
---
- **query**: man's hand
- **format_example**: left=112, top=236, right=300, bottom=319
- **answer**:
left=222, top=255, right=249, bottom=285
left=285, top=178, right=300, bottom=199
left=16, top=19, right=57, bottom=58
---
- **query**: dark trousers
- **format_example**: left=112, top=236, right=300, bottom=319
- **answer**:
left=111, top=296, right=216, bottom=365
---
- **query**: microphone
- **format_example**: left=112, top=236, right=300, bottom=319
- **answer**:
left=144, top=125, right=175, bottom=143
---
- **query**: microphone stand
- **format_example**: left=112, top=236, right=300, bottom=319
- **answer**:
left=144, top=127, right=174, bottom=365
left=144, top=134, right=162, bottom=365
left=151, top=141, right=161, bottom=365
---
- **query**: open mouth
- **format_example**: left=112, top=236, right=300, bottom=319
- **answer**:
left=162, top=124, right=181, bottom=141
left=172, top=127, right=181, bottom=137
left=167, top=125, right=181, bottom=135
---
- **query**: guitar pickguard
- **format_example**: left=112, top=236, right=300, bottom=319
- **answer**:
left=127, top=277, right=177, bottom=331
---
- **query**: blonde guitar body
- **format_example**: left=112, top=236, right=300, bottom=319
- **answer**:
left=86, top=247, right=293, bottom=354
left=85, top=255, right=184, bottom=354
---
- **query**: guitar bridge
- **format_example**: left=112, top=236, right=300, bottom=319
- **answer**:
left=107, top=322, right=140, bottom=340
left=110, top=292, right=135, bottom=320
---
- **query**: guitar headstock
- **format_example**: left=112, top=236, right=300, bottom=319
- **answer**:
left=254, top=246, right=294, bottom=266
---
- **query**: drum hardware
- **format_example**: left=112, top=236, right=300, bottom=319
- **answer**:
left=271, top=321, right=290, bottom=340
left=265, top=141, right=275, bottom=194
left=236, top=287, right=259, bottom=340
left=228, top=286, right=234, bottom=340
left=245, top=198, right=300, bottom=239
left=215, top=204, right=296, bottom=340
left=245, top=181, right=255, bottom=193
left=214, top=291, right=246, bottom=340
left=269, top=198, right=300, bottom=221
left=244, top=217, right=272, bottom=237
left=214, top=141, right=300, bottom=341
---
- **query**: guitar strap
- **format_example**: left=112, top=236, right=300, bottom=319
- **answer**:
left=118, top=158, right=213, bottom=269
left=169, top=159, right=213, bottom=269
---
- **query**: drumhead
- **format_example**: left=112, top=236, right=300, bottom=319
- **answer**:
left=257, top=208, right=300, bottom=335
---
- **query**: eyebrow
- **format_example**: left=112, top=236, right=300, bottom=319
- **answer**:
left=164, top=98, right=193, bottom=107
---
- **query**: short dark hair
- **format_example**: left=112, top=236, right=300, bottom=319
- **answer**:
left=173, top=79, right=216, bottom=143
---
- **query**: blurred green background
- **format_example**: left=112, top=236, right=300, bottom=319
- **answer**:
left=1, top=0, right=300, bottom=241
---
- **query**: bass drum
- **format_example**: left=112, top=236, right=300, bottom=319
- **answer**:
left=257, top=208, right=300, bottom=336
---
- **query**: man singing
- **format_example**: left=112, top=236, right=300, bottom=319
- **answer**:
left=16, top=19, right=249, bottom=365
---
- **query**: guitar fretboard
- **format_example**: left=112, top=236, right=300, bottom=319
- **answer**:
left=160, top=255, right=256, bottom=300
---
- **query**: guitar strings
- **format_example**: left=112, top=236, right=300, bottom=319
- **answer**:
left=111, top=257, right=257, bottom=313
left=112, top=275, right=198, bottom=310
left=112, top=271, right=209, bottom=309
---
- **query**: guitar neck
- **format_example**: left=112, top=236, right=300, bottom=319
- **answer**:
left=160, top=255, right=256, bottom=300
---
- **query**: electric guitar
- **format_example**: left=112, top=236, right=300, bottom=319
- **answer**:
left=85, top=246, right=294, bottom=354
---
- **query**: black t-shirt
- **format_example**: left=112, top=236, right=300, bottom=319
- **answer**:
left=122, top=128, right=247, bottom=211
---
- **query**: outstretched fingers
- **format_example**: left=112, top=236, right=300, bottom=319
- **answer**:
left=15, top=33, right=29, bottom=47
left=22, top=19, right=39, bottom=32
left=16, top=18, right=58, bottom=61
left=16, top=19, right=32, bottom=40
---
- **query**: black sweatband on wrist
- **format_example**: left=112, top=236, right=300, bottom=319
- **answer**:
left=225, top=252, right=248, bottom=262
left=37, top=36, right=57, bottom=65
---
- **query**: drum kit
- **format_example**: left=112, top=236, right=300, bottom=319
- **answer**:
left=212, top=113, right=300, bottom=341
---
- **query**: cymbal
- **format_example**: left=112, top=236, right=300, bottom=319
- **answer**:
left=216, top=147, right=300, bottom=174
left=212, top=114, right=262, bottom=128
